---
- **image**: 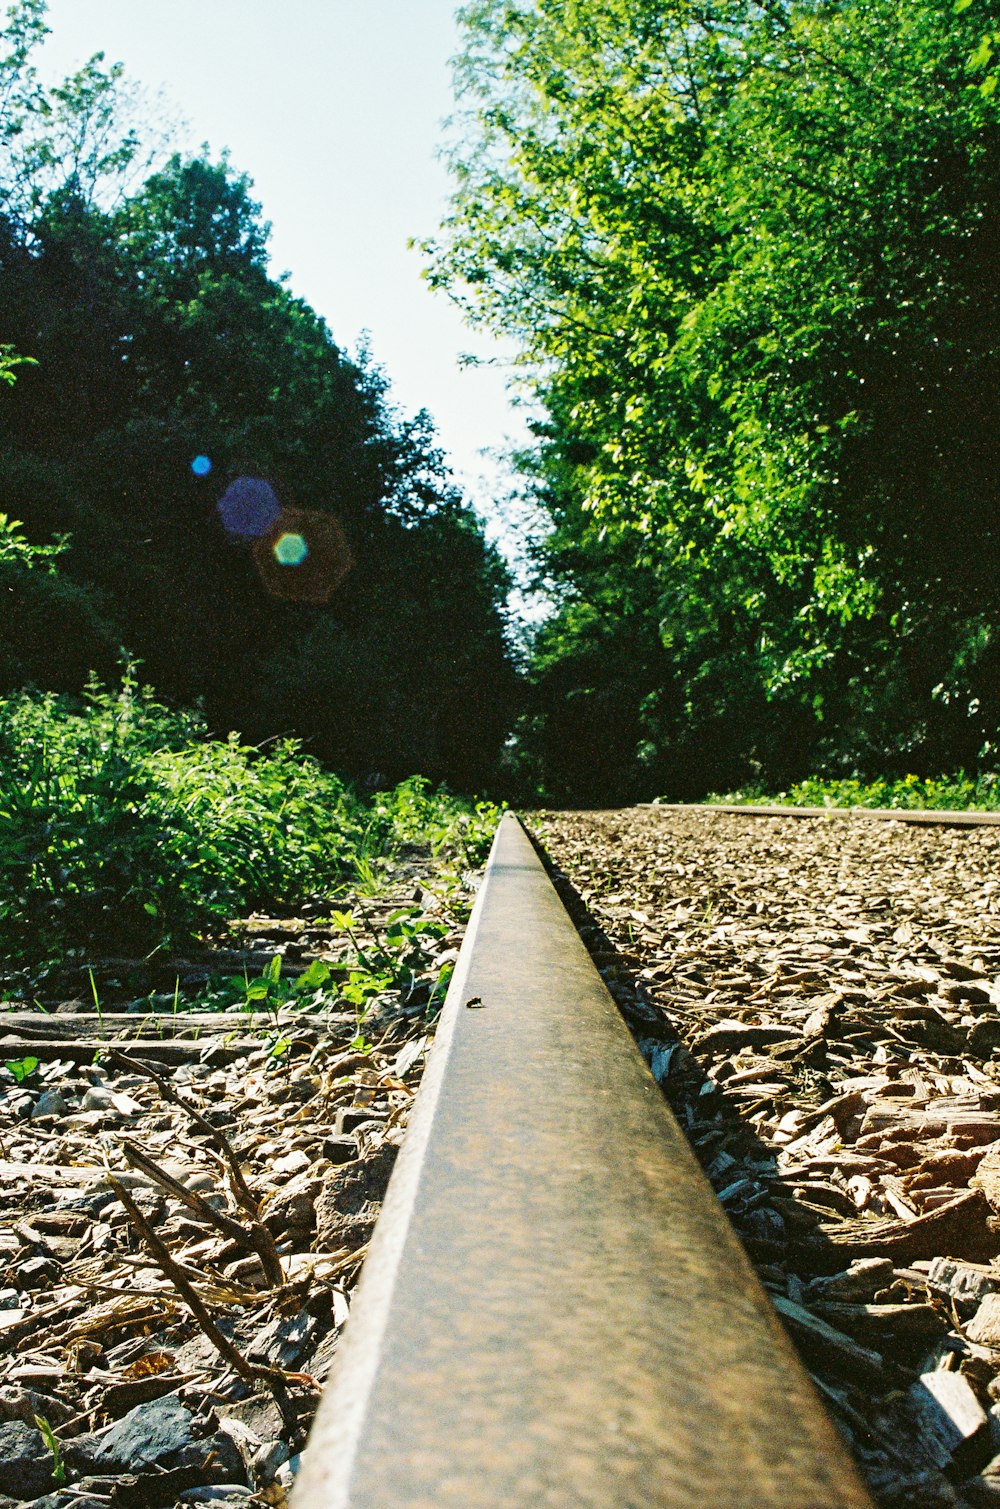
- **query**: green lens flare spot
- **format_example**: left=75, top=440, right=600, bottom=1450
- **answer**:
left=273, top=532, right=308, bottom=566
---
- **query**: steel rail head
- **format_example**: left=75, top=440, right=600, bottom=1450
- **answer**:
left=648, top=801, right=1000, bottom=827
left=292, top=812, right=873, bottom=1509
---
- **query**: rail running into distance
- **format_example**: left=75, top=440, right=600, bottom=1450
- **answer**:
left=291, top=811, right=874, bottom=1508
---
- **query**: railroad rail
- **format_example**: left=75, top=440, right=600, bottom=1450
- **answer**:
left=650, top=800, right=1000, bottom=828
left=291, top=811, right=874, bottom=1508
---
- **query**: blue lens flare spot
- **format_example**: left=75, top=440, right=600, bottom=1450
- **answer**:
left=191, top=454, right=212, bottom=477
left=217, top=476, right=282, bottom=539
left=273, top=531, right=309, bottom=567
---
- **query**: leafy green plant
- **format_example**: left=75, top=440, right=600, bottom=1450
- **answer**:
left=0, top=514, right=67, bottom=571
left=4, top=1055, right=39, bottom=1083
left=34, top=1416, right=67, bottom=1487
left=709, top=772, right=1000, bottom=812
left=0, top=669, right=500, bottom=972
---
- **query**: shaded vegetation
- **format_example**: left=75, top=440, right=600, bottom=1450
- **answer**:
left=0, top=669, right=500, bottom=964
left=709, top=773, right=1000, bottom=812
left=0, top=2, right=515, bottom=794
left=431, top=0, right=1000, bottom=802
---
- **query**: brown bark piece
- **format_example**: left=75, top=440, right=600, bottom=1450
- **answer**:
left=973, top=1144, right=1000, bottom=1212
left=795, top=1189, right=997, bottom=1271
left=907, top=1370, right=989, bottom=1473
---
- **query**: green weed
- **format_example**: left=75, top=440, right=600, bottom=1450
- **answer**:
left=34, top=1417, right=67, bottom=1487
left=709, top=772, right=1000, bottom=812
left=0, top=672, right=501, bottom=968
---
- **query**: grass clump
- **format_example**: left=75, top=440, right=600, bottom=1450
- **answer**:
left=707, top=772, right=1000, bottom=812
left=0, top=670, right=501, bottom=964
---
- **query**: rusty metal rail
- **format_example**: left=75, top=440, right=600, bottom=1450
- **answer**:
left=292, top=812, right=873, bottom=1508
left=650, top=800, right=1000, bottom=827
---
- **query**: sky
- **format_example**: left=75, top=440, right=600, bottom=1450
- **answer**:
left=38, top=0, right=533, bottom=561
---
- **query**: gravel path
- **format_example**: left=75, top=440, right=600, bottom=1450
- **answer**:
left=534, top=806, right=1000, bottom=1509
left=0, top=864, right=471, bottom=1509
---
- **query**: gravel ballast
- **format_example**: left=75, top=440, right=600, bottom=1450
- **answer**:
left=534, top=806, right=1000, bottom=1509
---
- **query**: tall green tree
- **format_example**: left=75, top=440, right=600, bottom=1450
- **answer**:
left=0, top=2, right=516, bottom=789
left=431, top=0, right=1000, bottom=794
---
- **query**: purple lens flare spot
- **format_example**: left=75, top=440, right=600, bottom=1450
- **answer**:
left=217, top=476, right=282, bottom=539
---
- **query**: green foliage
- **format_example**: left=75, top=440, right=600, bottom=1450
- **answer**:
left=4, top=1054, right=39, bottom=1082
left=362, top=775, right=501, bottom=867
left=711, top=772, right=1000, bottom=812
left=0, top=344, right=34, bottom=384
left=432, top=0, right=1000, bottom=798
left=0, top=3, right=516, bottom=791
left=0, top=671, right=500, bottom=964
left=34, top=1416, right=66, bottom=1488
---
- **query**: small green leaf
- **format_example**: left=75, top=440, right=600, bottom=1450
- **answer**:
left=35, top=1416, right=67, bottom=1486
left=293, top=958, right=331, bottom=992
left=969, top=32, right=995, bottom=67
left=955, top=0, right=974, bottom=12
left=5, top=1055, right=39, bottom=1083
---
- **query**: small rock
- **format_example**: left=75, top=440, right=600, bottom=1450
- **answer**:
left=316, top=1143, right=398, bottom=1252
left=926, top=1258, right=1000, bottom=1306
left=968, top=1295, right=1000, bottom=1347
left=26, top=1487, right=112, bottom=1509
left=274, top=1453, right=302, bottom=1490
left=270, top=1149, right=310, bottom=1177
left=907, top=1369, right=989, bottom=1473
left=70, top=1396, right=201, bottom=1474
left=250, top=1438, right=289, bottom=1485
left=177, top=1491, right=254, bottom=1505
left=0, top=1385, right=72, bottom=1427
left=262, top=1178, right=319, bottom=1239
left=248, top=1309, right=317, bottom=1371
left=15, top=1256, right=59, bottom=1290
left=184, top=1172, right=219, bottom=1194
left=201, top=1107, right=236, bottom=1128
left=0, top=1419, right=53, bottom=1500
left=942, top=982, right=993, bottom=1006
left=334, top=1106, right=386, bottom=1136
left=805, top=1258, right=895, bottom=1303
left=694, top=1021, right=799, bottom=1055
left=972, top=1144, right=1000, bottom=1212
left=970, top=1021, right=1000, bottom=1057
left=321, top=1135, right=357, bottom=1165
left=216, top=1416, right=262, bottom=1476
left=738, top=1205, right=784, bottom=1250
left=80, top=1086, right=117, bottom=1113
left=30, top=1089, right=68, bottom=1120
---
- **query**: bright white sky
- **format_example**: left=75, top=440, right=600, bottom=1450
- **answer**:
left=39, top=0, right=533, bottom=563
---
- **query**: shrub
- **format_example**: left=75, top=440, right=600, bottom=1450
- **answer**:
left=0, top=671, right=501, bottom=963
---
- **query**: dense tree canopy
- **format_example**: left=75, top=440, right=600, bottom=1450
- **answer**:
left=430, top=0, right=1000, bottom=799
left=0, top=2, right=515, bottom=791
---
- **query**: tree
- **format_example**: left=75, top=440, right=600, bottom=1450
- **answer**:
left=429, top=0, right=1000, bottom=794
left=0, top=3, right=517, bottom=789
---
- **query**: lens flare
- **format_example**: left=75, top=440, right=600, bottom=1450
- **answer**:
left=191, top=454, right=212, bottom=477
left=252, top=507, right=353, bottom=603
left=273, top=531, right=309, bottom=566
left=217, top=476, right=282, bottom=539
